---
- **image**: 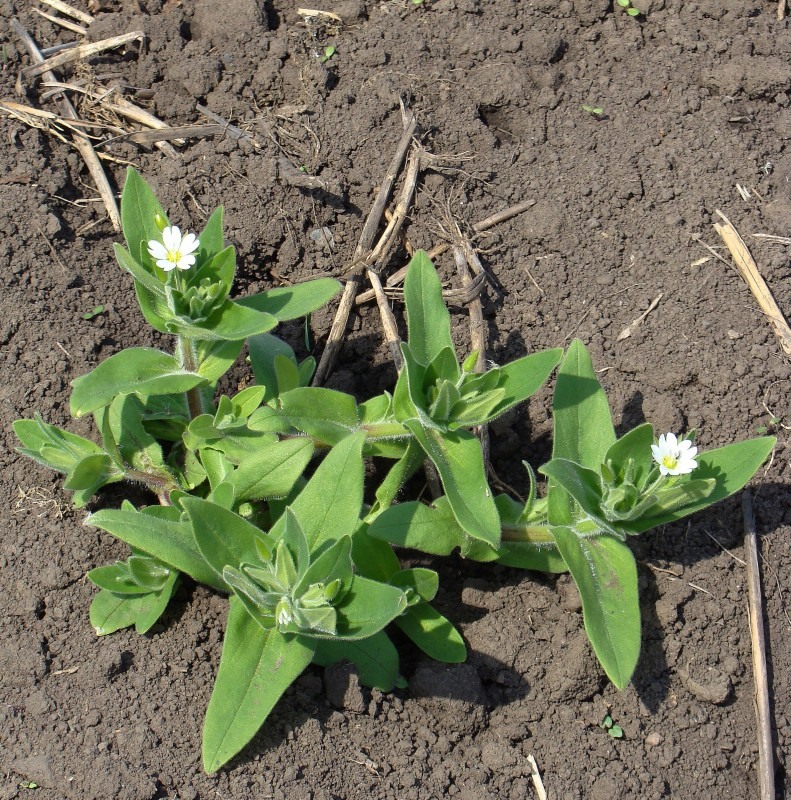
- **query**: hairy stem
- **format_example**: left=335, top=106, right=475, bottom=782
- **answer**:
left=177, top=335, right=204, bottom=419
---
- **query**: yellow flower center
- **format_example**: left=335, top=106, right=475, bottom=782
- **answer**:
left=661, top=454, right=678, bottom=470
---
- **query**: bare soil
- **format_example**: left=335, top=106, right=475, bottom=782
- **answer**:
left=1, top=0, right=790, bottom=798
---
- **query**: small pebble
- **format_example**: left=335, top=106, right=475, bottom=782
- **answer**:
left=645, top=731, right=663, bottom=747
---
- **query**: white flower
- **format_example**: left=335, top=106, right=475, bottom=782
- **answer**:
left=651, top=432, right=698, bottom=476
left=147, top=225, right=200, bottom=272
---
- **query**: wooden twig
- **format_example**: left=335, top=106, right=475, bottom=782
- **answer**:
left=312, top=109, right=417, bottom=386
left=32, top=7, right=87, bottom=35
left=526, top=755, right=548, bottom=800
left=362, top=149, right=424, bottom=370
left=778, top=0, right=786, bottom=21
left=358, top=199, right=535, bottom=303
left=616, top=293, right=663, bottom=341
left=23, top=31, right=145, bottom=80
left=39, top=80, right=181, bottom=157
left=196, top=103, right=263, bottom=147
left=753, top=233, right=791, bottom=246
left=714, top=209, right=791, bottom=356
left=12, top=18, right=121, bottom=231
left=37, top=0, right=94, bottom=24
left=40, top=41, right=80, bottom=57
left=742, top=491, right=776, bottom=800
left=125, top=123, right=224, bottom=144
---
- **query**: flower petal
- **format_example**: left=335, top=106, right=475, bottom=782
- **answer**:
left=180, top=233, right=200, bottom=254
left=147, top=240, right=168, bottom=260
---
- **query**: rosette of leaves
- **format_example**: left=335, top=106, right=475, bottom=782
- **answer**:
left=371, top=339, right=776, bottom=690
left=14, top=170, right=340, bottom=505
left=390, top=251, right=563, bottom=547
left=86, top=432, right=465, bottom=772
left=87, top=550, right=179, bottom=636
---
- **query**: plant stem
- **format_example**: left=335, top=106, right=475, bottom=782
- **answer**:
left=177, top=335, right=204, bottom=419
left=125, top=468, right=180, bottom=504
left=500, top=524, right=556, bottom=545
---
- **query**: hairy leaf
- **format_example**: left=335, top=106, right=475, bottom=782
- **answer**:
left=202, top=599, right=315, bottom=773
left=551, top=527, right=640, bottom=689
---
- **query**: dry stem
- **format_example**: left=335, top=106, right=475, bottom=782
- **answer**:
left=12, top=18, right=121, bottom=231
left=312, top=109, right=417, bottom=385
left=714, top=209, right=791, bottom=356
left=23, top=31, right=145, bottom=81
left=742, top=491, right=776, bottom=800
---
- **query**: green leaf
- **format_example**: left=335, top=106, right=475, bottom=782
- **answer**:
left=488, top=348, right=563, bottom=418
left=88, top=563, right=153, bottom=595
left=63, top=453, right=122, bottom=493
left=396, top=604, right=467, bottom=663
left=294, top=536, right=353, bottom=596
left=403, top=250, right=455, bottom=366
left=120, top=168, right=169, bottom=265
left=549, top=340, right=616, bottom=526
left=424, top=346, right=461, bottom=386
left=70, top=348, right=206, bottom=417
left=389, top=568, right=439, bottom=602
left=133, top=281, right=174, bottom=333
left=313, top=632, right=402, bottom=690
left=135, top=570, right=179, bottom=633
left=622, top=436, right=776, bottom=534
left=331, top=575, right=407, bottom=640
left=228, top=439, right=314, bottom=502
left=196, top=339, right=245, bottom=383
left=108, top=394, right=168, bottom=474
left=393, top=344, right=431, bottom=425
left=202, top=598, right=316, bottom=773
left=238, top=279, right=341, bottom=321
left=182, top=497, right=262, bottom=582
left=87, top=503, right=223, bottom=589
left=367, top=499, right=464, bottom=556
left=233, top=386, right=267, bottom=418
left=350, top=525, right=402, bottom=582
left=269, top=432, right=365, bottom=550
left=197, top=206, right=225, bottom=262
left=279, top=387, right=360, bottom=444
left=14, top=416, right=104, bottom=473
left=127, top=555, right=171, bottom=591
left=550, top=528, right=640, bottom=689
left=274, top=354, right=301, bottom=394
left=114, top=243, right=167, bottom=298
left=553, top=340, right=616, bottom=469
left=495, top=540, right=569, bottom=572
left=540, top=458, right=620, bottom=537
left=90, top=589, right=149, bottom=635
left=169, top=299, right=278, bottom=342
left=89, top=571, right=178, bottom=636
left=248, top=333, right=296, bottom=401
left=406, top=422, right=501, bottom=547
left=187, top=247, right=235, bottom=307
left=368, top=440, right=424, bottom=519
left=603, top=423, right=655, bottom=484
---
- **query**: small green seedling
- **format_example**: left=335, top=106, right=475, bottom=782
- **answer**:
left=82, top=305, right=106, bottom=320
left=616, top=0, right=641, bottom=16
left=18, top=781, right=38, bottom=790
left=320, top=45, right=336, bottom=63
left=582, top=104, right=604, bottom=116
left=600, top=714, right=624, bottom=738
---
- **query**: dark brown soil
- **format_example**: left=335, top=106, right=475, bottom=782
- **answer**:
left=2, top=0, right=790, bottom=797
